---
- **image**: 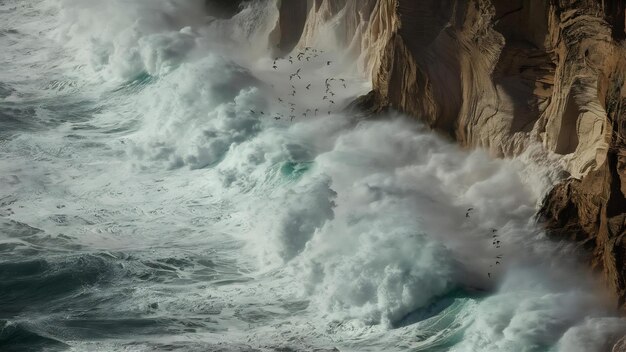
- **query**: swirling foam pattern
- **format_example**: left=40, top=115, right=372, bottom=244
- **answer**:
left=0, top=0, right=624, bottom=351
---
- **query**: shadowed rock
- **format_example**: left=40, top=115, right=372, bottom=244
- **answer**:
left=204, top=0, right=250, bottom=19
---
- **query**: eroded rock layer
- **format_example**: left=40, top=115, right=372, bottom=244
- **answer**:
left=266, top=0, right=626, bottom=330
left=276, top=0, right=626, bottom=308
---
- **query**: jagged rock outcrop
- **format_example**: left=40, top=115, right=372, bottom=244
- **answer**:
left=385, top=1, right=626, bottom=314
left=267, top=0, right=626, bottom=345
left=371, top=1, right=625, bottom=175
left=274, top=0, right=626, bottom=307
left=361, top=1, right=626, bottom=314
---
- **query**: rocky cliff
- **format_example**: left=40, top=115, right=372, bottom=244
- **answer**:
left=267, top=0, right=626, bottom=312
left=370, top=0, right=626, bottom=312
left=215, top=0, right=626, bottom=337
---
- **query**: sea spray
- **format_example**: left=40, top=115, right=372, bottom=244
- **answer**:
left=0, top=0, right=624, bottom=350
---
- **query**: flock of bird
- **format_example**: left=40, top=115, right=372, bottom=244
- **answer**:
left=252, top=50, right=506, bottom=281
left=465, top=207, right=504, bottom=279
left=248, top=47, right=348, bottom=122
left=253, top=49, right=505, bottom=282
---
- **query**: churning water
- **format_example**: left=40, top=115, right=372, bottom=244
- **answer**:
left=1, top=1, right=625, bottom=351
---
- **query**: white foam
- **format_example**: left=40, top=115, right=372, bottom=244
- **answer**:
left=2, top=0, right=624, bottom=350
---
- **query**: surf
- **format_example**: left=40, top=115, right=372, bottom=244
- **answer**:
left=0, top=1, right=624, bottom=351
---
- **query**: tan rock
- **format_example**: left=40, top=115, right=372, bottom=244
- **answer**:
left=267, top=0, right=626, bottom=309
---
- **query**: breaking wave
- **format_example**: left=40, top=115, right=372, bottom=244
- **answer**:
left=0, top=0, right=624, bottom=351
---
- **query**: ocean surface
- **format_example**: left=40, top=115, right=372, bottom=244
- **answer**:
left=1, top=1, right=625, bottom=351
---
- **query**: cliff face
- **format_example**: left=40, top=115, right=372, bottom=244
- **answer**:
left=269, top=0, right=626, bottom=312
left=375, top=0, right=626, bottom=310
left=213, top=0, right=626, bottom=345
left=365, top=0, right=626, bottom=311
left=372, top=0, right=625, bottom=175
